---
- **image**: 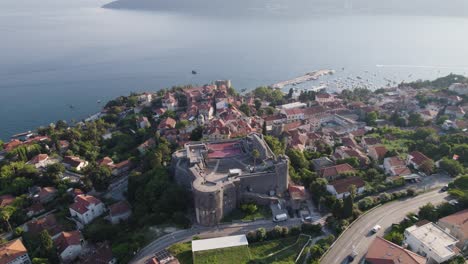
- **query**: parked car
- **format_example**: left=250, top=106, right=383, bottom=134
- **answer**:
left=273, top=213, right=288, bottom=222
left=371, top=224, right=381, bottom=233
left=347, top=250, right=358, bottom=262
left=441, top=185, right=449, bottom=192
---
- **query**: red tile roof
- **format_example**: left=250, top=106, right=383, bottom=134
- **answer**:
left=409, top=151, right=431, bottom=166
left=438, top=209, right=468, bottom=240
left=385, top=156, right=406, bottom=167
left=54, top=231, right=82, bottom=254
left=26, top=214, right=62, bottom=237
left=366, top=237, right=426, bottom=264
left=0, top=239, right=28, bottom=264
left=329, top=176, right=365, bottom=194
left=69, top=195, right=102, bottom=215
left=3, top=139, right=22, bottom=152
left=158, top=117, right=177, bottom=129
left=109, top=200, right=131, bottom=217
left=370, top=145, right=388, bottom=159
left=63, top=156, right=86, bottom=167
left=362, top=137, right=382, bottom=146
left=28, top=154, right=49, bottom=164
left=98, top=157, right=114, bottom=167
left=320, top=163, right=356, bottom=180
left=0, top=195, right=15, bottom=207
left=288, top=185, right=306, bottom=200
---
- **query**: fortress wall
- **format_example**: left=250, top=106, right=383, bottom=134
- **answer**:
left=193, top=186, right=223, bottom=226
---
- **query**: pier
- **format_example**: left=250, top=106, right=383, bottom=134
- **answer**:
left=271, top=69, right=335, bottom=89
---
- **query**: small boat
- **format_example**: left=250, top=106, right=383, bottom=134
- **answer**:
left=69, top=105, right=75, bottom=109
left=97, top=100, right=101, bottom=104
left=192, top=70, right=197, bottom=75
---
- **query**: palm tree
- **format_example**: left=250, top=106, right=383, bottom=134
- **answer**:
left=0, top=210, right=13, bottom=232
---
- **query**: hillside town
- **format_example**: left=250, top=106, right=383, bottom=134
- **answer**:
left=1, top=74, right=468, bottom=264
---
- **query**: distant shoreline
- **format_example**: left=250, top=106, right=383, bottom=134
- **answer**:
left=103, top=0, right=468, bottom=17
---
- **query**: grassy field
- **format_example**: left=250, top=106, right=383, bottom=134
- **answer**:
left=221, top=206, right=271, bottom=222
left=168, top=235, right=310, bottom=264
left=168, top=242, right=193, bottom=264
left=193, top=245, right=251, bottom=264
left=249, top=235, right=310, bottom=264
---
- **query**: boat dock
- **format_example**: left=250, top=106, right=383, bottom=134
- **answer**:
left=271, top=69, right=335, bottom=89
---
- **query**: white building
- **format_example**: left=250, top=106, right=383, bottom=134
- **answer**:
left=281, top=108, right=305, bottom=122
left=449, top=83, right=468, bottom=95
left=54, top=231, right=83, bottom=263
left=69, top=194, right=106, bottom=225
left=192, top=235, right=249, bottom=255
left=404, top=222, right=458, bottom=264
left=277, top=102, right=306, bottom=110
left=326, top=176, right=365, bottom=199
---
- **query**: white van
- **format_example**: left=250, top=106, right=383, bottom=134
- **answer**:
left=273, top=213, right=288, bottom=222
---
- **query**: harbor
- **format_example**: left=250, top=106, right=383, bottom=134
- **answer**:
left=271, top=69, right=335, bottom=89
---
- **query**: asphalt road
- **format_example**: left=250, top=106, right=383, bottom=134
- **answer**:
left=320, top=189, right=450, bottom=264
left=131, top=218, right=305, bottom=264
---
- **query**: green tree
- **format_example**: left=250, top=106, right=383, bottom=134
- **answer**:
left=262, top=122, right=267, bottom=135
left=286, top=149, right=309, bottom=169
left=0, top=207, right=15, bottom=231
left=239, top=104, right=251, bottom=116
left=439, top=158, right=464, bottom=177
left=85, top=165, right=112, bottom=192
left=256, top=228, right=266, bottom=241
left=190, top=126, right=203, bottom=141
left=264, top=136, right=284, bottom=155
left=385, top=231, right=404, bottom=245
left=38, top=230, right=55, bottom=259
left=252, top=149, right=260, bottom=168
left=343, top=194, right=354, bottom=219
left=419, top=159, right=435, bottom=175
left=175, top=120, right=189, bottom=130
left=366, top=111, right=378, bottom=126
left=408, top=113, right=424, bottom=127
left=43, top=163, right=65, bottom=183
left=418, top=203, right=439, bottom=222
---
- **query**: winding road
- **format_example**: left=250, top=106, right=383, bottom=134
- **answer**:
left=320, top=189, right=450, bottom=264
left=130, top=218, right=305, bottom=264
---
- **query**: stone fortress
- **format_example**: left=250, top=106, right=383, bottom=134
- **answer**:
left=172, top=133, right=289, bottom=226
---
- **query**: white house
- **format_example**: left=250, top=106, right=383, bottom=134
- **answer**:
left=326, top=176, right=365, bottom=199
left=54, top=231, right=83, bottom=263
left=281, top=108, right=304, bottom=122
left=445, top=106, right=466, bottom=119
left=63, top=156, right=88, bottom=172
left=136, top=116, right=151, bottom=129
left=383, top=156, right=411, bottom=176
left=26, top=154, right=55, bottom=169
left=449, top=83, right=468, bottom=95
left=404, top=222, right=458, bottom=264
left=406, top=151, right=432, bottom=171
left=315, top=93, right=334, bottom=104
left=162, top=93, right=178, bottom=111
left=69, top=194, right=106, bottom=225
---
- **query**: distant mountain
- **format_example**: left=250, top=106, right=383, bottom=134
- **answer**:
left=103, top=0, right=468, bottom=17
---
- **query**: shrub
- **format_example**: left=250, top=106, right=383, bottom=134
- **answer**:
left=358, top=197, right=375, bottom=211
left=379, top=192, right=392, bottom=203
left=290, top=226, right=301, bottom=236
left=301, top=223, right=322, bottom=235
